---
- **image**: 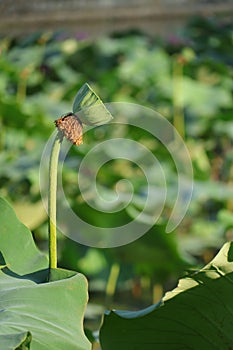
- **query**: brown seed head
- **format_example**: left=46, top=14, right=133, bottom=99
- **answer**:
left=55, top=113, right=83, bottom=146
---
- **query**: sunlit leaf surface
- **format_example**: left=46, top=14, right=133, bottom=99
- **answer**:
left=100, top=242, right=233, bottom=350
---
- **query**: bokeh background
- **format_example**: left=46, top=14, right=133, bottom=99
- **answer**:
left=0, top=0, right=233, bottom=335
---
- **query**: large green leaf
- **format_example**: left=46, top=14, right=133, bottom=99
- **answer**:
left=100, top=242, right=233, bottom=350
left=0, top=197, right=48, bottom=275
left=0, top=267, right=91, bottom=350
left=0, top=198, right=91, bottom=350
left=72, top=83, right=113, bottom=126
left=2, top=331, right=31, bottom=350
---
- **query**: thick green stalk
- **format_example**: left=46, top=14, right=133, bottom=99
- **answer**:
left=48, top=133, right=62, bottom=269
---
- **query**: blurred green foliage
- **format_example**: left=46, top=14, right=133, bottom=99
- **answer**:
left=0, top=16, right=232, bottom=317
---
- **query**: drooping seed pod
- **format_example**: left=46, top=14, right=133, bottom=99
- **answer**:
left=55, top=112, right=83, bottom=146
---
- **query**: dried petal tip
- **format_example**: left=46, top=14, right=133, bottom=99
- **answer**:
left=55, top=112, right=83, bottom=146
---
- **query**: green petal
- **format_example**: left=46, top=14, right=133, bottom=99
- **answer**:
left=72, top=83, right=113, bottom=126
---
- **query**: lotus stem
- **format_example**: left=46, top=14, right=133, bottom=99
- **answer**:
left=48, top=132, right=62, bottom=269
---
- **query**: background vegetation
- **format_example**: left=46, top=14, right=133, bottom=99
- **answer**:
left=0, top=16, right=232, bottom=332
